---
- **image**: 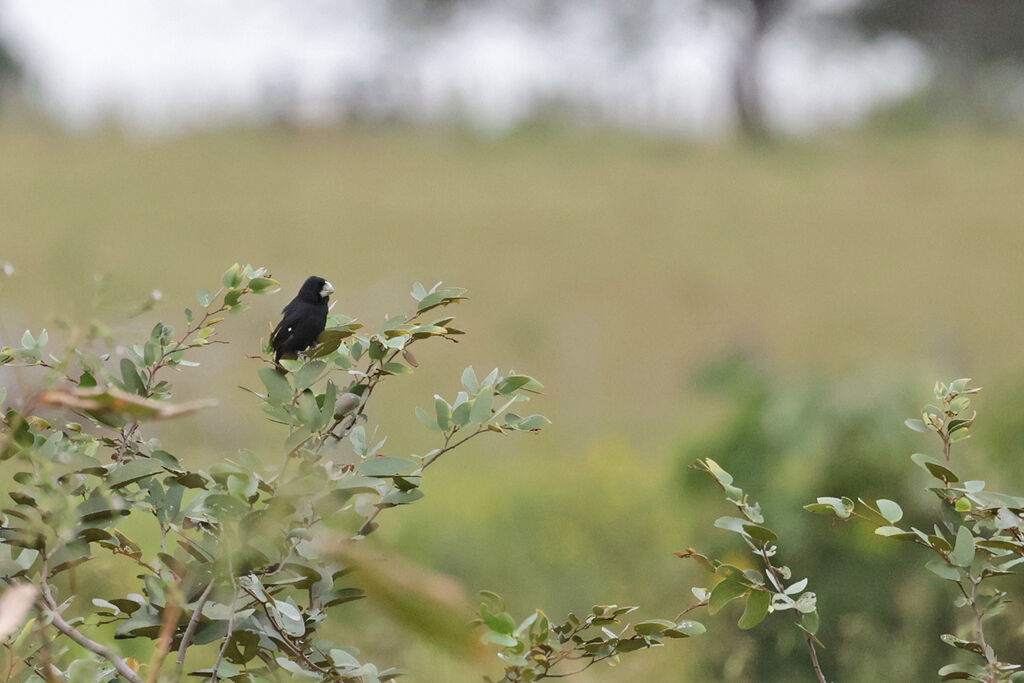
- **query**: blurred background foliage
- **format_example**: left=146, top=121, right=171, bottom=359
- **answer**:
left=3, top=0, right=1024, bottom=680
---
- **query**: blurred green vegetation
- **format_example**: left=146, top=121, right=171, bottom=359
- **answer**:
left=3, top=120, right=1024, bottom=680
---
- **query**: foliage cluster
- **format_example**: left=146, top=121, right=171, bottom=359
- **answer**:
left=0, top=265, right=557, bottom=681
left=3, top=267, right=1024, bottom=682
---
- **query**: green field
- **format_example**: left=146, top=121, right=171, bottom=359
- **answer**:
left=3, top=122, right=1024, bottom=680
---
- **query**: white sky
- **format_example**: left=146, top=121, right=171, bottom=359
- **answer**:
left=0, top=0, right=930, bottom=136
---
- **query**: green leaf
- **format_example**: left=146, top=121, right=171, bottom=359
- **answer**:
left=481, top=631, right=518, bottom=648
left=715, top=564, right=750, bottom=583
left=223, top=289, right=243, bottom=308
left=948, top=378, right=972, bottom=394
left=49, top=540, right=91, bottom=574
left=380, top=489, right=424, bottom=506
left=382, top=362, right=412, bottom=375
left=714, top=516, right=750, bottom=536
left=295, top=390, right=321, bottom=431
left=143, top=340, right=159, bottom=366
left=737, top=590, right=770, bottom=629
left=349, top=425, right=367, bottom=456
left=461, top=366, right=480, bottom=394
left=742, top=523, right=778, bottom=542
left=470, top=389, right=493, bottom=424
left=876, top=499, right=903, bottom=523
left=874, top=526, right=918, bottom=541
left=911, top=453, right=960, bottom=483
left=107, top=459, right=164, bottom=489
left=205, top=494, right=248, bottom=519
left=669, top=620, right=706, bottom=637
left=949, top=429, right=971, bottom=443
left=120, top=358, right=146, bottom=396
left=416, top=287, right=468, bottom=313
left=249, top=277, right=280, bottom=294
left=807, top=497, right=853, bottom=519
left=319, top=381, right=338, bottom=425
left=76, top=495, right=128, bottom=523
left=940, top=634, right=985, bottom=656
left=516, top=414, right=550, bottom=431
left=950, top=526, right=975, bottom=567
left=925, top=559, right=961, bottom=581
left=434, top=396, right=452, bottom=431
left=222, top=263, right=243, bottom=288
left=451, top=400, right=471, bottom=428
left=801, top=610, right=819, bottom=635
left=258, top=368, right=292, bottom=405
left=416, top=406, right=441, bottom=433
left=294, top=360, right=326, bottom=392
left=702, top=458, right=734, bottom=486
left=904, top=418, right=929, bottom=433
left=708, top=580, right=747, bottom=614
left=310, top=328, right=354, bottom=358
left=197, top=289, right=214, bottom=307
left=481, top=607, right=517, bottom=635
left=938, top=663, right=987, bottom=680
left=633, top=619, right=675, bottom=636
left=496, top=375, right=543, bottom=395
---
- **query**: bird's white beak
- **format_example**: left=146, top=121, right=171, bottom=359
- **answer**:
left=320, top=281, right=335, bottom=298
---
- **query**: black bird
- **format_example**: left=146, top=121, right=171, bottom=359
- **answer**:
left=271, top=275, right=334, bottom=363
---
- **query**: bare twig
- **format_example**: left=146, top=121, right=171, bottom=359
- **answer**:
left=419, top=428, right=486, bottom=471
left=37, top=563, right=143, bottom=683
left=804, top=632, right=827, bottom=683
left=209, top=601, right=237, bottom=683
left=752, top=539, right=826, bottom=683
left=352, top=428, right=488, bottom=539
left=238, top=583, right=327, bottom=674
left=210, top=564, right=237, bottom=683
left=176, top=579, right=216, bottom=666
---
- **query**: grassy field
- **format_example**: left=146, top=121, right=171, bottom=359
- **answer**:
left=2, top=121, right=1024, bottom=680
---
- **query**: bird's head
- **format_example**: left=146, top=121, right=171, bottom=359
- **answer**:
left=298, top=276, right=334, bottom=303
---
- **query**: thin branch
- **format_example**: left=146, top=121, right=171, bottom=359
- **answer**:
left=210, top=564, right=236, bottom=683
left=419, top=428, right=486, bottom=471
left=542, top=658, right=599, bottom=678
left=145, top=301, right=229, bottom=393
left=353, top=428, right=488, bottom=539
left=209, top=602, right=236, bottom=683
left=355, top=506, right=383, bottom=539
left=238, top=584, right=327, bottom=674
left=804, top=632, right=827, bottom=683
left=37, top=567, right=142, bottom=683
left=176, top=579, right=216, bottom=666
left=752, top=540, right=826, bottom=683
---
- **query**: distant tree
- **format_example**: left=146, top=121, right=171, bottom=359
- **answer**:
left=850, top=0, right=1024, bottom=68
left=730, top=0, right=787, bottom=139
left=843, top=0, right=1024, bottom=121
left=0, top=12, right=23, bottom=104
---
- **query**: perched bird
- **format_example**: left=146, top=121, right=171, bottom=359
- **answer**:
left=271, top=276, right=334, bottom=363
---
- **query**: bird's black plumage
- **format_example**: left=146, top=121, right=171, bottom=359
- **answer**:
left=271, top=276, right=334, bottom=363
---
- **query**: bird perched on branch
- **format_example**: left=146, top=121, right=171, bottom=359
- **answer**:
left=271, top=275, right=334, bottom=364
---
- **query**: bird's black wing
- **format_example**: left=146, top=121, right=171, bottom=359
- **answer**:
left=270, top=302, right=297, bottom=353
left=271, top=300, right=327, bottom=361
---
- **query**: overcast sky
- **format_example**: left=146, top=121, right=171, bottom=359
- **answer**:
left=0, top=0, right=930, bottom=137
